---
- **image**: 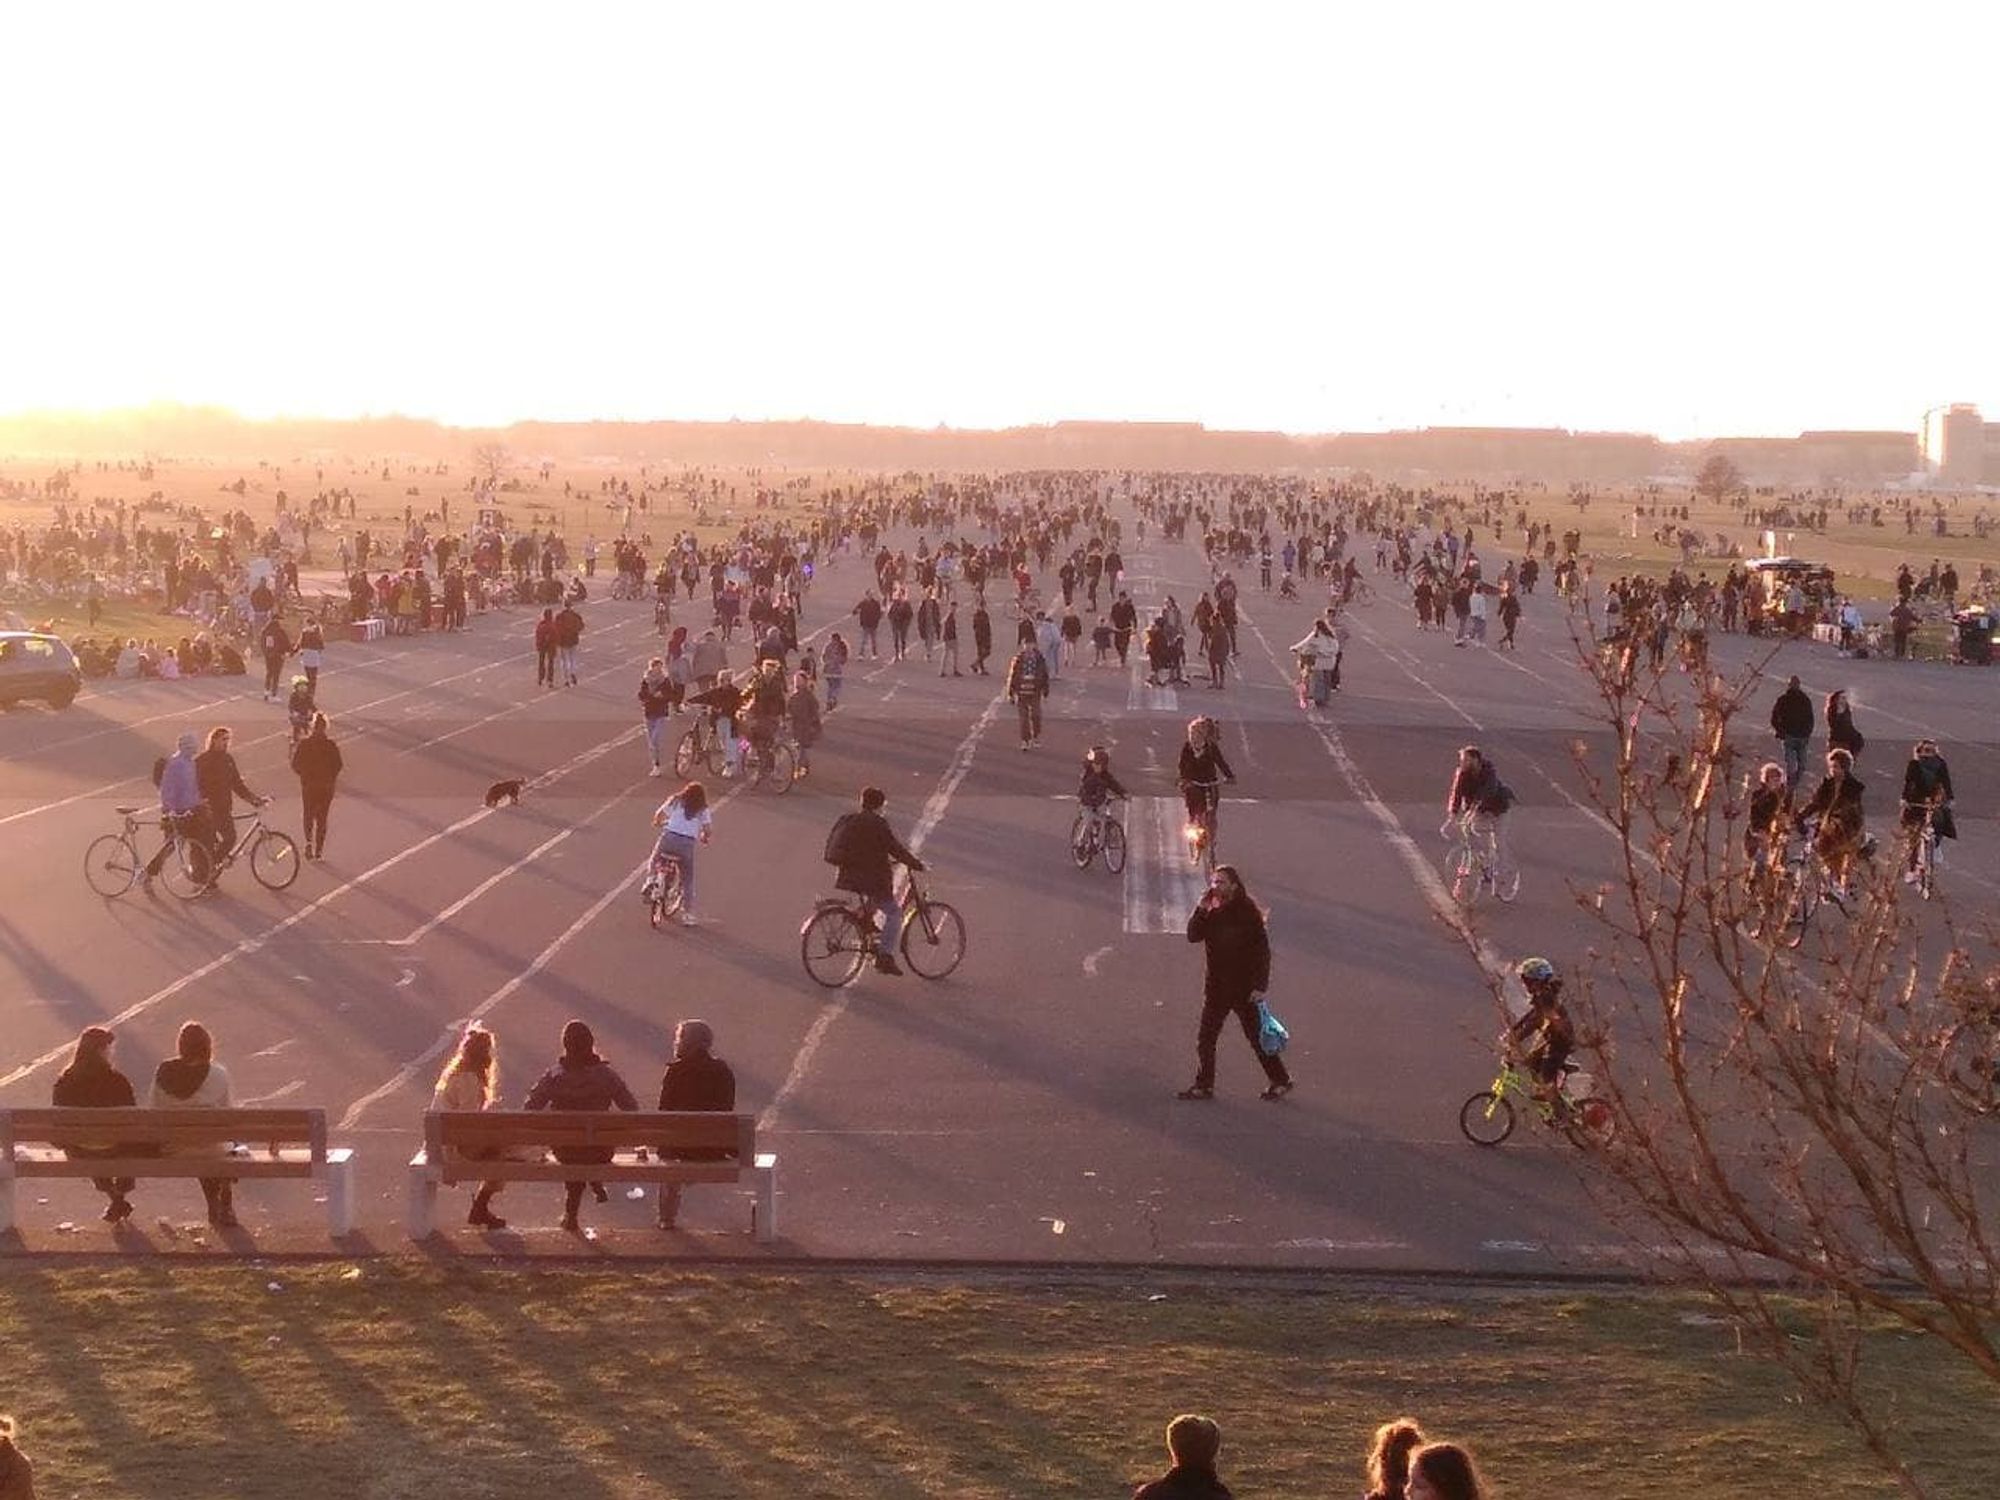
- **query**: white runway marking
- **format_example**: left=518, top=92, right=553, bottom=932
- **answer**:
left=1082, top=944, right=1113, bottom=977
left=1121, top=797, right=1205, bottom=935
left=760, top=691, right=1005, bottom=1136
left=240, top=1079, right=305, bottom=1106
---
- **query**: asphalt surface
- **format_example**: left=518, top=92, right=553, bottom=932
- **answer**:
left=4, top=525, right=1996, bottom=1269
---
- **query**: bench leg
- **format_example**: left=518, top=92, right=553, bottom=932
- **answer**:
left=752, top=1154, right=777, bottom=1244
left=0, top=1175, right=14, bottom=1235
left=327, top=1158, right=356, bottom=1238
left=407, top=1165, right=439, bottom=1240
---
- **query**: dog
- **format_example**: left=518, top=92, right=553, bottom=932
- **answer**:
left=483, top=778, right=527, bottom=809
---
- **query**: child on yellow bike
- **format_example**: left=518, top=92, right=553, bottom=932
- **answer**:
left=1503, top=957, right=1576, bottom=1109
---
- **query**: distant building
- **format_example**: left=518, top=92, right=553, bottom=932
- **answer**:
left=1920, top=404, right=1999, bottom=485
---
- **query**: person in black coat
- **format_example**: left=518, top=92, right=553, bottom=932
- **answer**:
left=655, top=1019, right=736, bottom=1229
left=194, top=726, right=267, bottom=867
left=826, top=787, right=926, bottom=975
left=289, top=712, right=344, bottom=860
left=50, top=1025, right=142, bottom=1223
left=1769, top=675, right=1815, bottom=787
left=1180, top=865, right=1291, bottom=1100
left=1132, top=1414, right=1234, bottom=1500
left=1825, top=689, right=1865, bottom=761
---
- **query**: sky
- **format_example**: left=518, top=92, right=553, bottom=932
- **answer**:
left=2, top=2, right=1995, bottom=441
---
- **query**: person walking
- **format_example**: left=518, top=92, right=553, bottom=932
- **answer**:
left=1179, top=865, right=1292, bottom=1101
left=638, top=658, right=675, bottom=776
left=534, top=608, right=558, bottom=689
left=939, top=601, right=962, bottom=676
left=1770, top=674, right=1815, bottom=787
left=787, top=671, right=822, bottom=779
left=259, top=613, right=294, bottom=702
left=148, top=1021, right=238, bottom=1227
left=971, top=601, right=993, bottom=674
left=51, top=1025, right=141, bottom=1224
left=296, top=615, right=326, bottom=692
left=146, top=731, right=205, bottom=884
left=1005, top=634, right=1051, bottom=750
left=288, top=712, right=343, bottom=861
left=654, top=1019, right=736, bottom=1230
left=1825, top=688, right=1865, bottom=763
left=435, top=1025, right=511, bottom=1230
left=194, top=726, right=268, bottom=872
left=554, top=599, right=584, bottom=685
left=823, top=632, right=849, bottom=710
left=522, top=1019, right=639, bottom=1233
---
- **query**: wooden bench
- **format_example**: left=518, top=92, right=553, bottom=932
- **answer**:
left=0, top=1108, right=356, bottom=1235
left=407, top=1111, right=777, bottom=1242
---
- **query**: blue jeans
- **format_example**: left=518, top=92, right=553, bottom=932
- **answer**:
left=644, top=715, right=670, bottom=767
left=652, top=832, right=697, bottom=910
left=861, top=892, right=903, bottom=955
left=826, top=671, right=843, bottom=709
left=1781, top=736, right=1809, bottom=787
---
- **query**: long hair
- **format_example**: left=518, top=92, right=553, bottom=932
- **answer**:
left=674, top=782, right=708, bottom=817
left=176, top=1021, right=213, bottom=1064
left=438, top=1025, right=496, bottom=1105
left=204, top=726, right=231, bottom=753
left=1365, top=1419, right=1426, bottom=1499
left=1408, top=1442, right=1485, bottom=1500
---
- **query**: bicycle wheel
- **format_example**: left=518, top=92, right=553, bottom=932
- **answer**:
left=764, top=741, right=797, bottom=793
left=801, top=906, right=869, bottom=988
left=1459, top=1090, right=1516, bottom=1146
left=1564, top=1096, right=1617, bottom=1149
left=1783, top=873, right=1819, bottom=950
left=160, top=837, right=212, bottom=900
left=673, top=728, right=701, bottom=778
left=902, top=899, right=967, bottom=979
left=705, top=730, right=730, bottom=776
left=1101, top=818, right=1127, bottom=874
left=649, top=863, right=685, bottom=929
left=1451, top=853, right=1483, bottom=906
left=84, top=833, right=141, bottom=897
left=250, top=830, right=301, bottom=890
left=1069, top=813, right=1097, bottom=869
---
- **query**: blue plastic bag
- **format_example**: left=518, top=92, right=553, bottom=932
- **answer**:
left=1255, top=997, right=1290, bottom=1056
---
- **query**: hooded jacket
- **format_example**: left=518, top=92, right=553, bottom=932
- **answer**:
left=148, top=1056, right=234, bottom=1157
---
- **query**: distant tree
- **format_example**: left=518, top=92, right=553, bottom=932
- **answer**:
left=1695, top=451, right=1744, bottom=503
left=472, top=443, right=510, bottom=486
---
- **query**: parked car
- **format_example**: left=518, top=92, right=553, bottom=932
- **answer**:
left=0, top=631, right=84, bottom=708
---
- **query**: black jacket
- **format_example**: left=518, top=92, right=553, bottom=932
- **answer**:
left=53, top=1055, right=136, bottom=1110
left=290, top=733, right=343, bottom=789
left=1133, top=1465, right=1233, bottom=1500
left=659, top=1052, right=737, bottom=1160
left=1187, top=893, right=1270, bottom=1000
left=195, top=748, right=258, bottom=812
left=1827, top=705, right=1865, bottom=756
left=829, top=809, right=922, bottom=900
left=1770, top=685, right=1814, bottom=739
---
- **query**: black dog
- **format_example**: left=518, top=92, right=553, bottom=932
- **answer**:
left=484, top=778, right=527, bottom=809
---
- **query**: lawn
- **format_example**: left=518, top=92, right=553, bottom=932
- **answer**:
left=0, top=1265, right=1991, bottom=1498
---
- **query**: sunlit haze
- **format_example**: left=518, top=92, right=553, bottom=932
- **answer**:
left=4, top=1, right=1995, bottom=440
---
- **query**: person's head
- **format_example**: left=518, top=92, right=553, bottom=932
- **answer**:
left=1458, top=745, right=1485, bottom=773
left=205, top=726, right=232, bottom=753
left=673, top=1019, right=714, bottom=1060
left=1757, top=761, right=1786, bottom=790
left=176, top=1021, right=213, bottom=1064
left=1517, top=956, right=1560, bottom=1005
left=647, top=656, right=665, bottom=676
left=1827, top=747, right=1853, bottom=778
left=441, top=1025, right=497, bottom=1100
left=675, top=781, right=708, bottom=817
left=1186, top=715, right=1217, bottom=747
left=1208, top=863, right=1247, bottom=904
left=1085, top=745, right=1110, bottom=769
left=861, top=786, right=886, bottom=813
left=175, top=730, right=198, bottom=757
left=1407, top=1442, right=1486, bottom=1500
left=1786, top=674, right=1801, bottom=691
left=1826, top=689, right=1847, bottom=712
left=1914, top=739, right=1939, bottom=761
left=1164, top=1413, right=1221, bottom=1471
left=1367, top=1418, right=1427, bottom=1499
left=70, top=1024, right=117, bottom=1071
left=560, top=1019, right=596, bottom=1062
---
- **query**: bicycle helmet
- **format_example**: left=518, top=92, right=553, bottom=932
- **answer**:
left=1516, top=956, right=1557, bottom=986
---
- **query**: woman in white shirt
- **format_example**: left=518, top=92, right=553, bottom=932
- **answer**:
left=651, top=781, right=713, bottom=927
left=434, top=1024, right=508, bottom=1230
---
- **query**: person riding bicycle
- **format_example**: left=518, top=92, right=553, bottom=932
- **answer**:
left=1736, top=760, right=1792, bottom=866
left=1078, top=746, right=1130, bottom=831
left=285, top=675, right=316, bottom=745
left=1178, top=716, right=1235, bottom=829
left=1504, top=957, right=1576, bottom=1109
left=1443, top=744, right=1516, bottom=881
left=741, top=658, right=787, bottom=764
left=825, top=786, right=926, bottom=977
left=1798, top=746, right=1867, bottom=894
left=685, top=670, right=746, bottom=777
left=1899, top=739, right=1956, bottom=882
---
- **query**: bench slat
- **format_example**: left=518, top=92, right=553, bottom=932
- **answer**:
left=6, top=1107, right=324, bottom=1142
left=433, top=1110, right=750, bottom=1154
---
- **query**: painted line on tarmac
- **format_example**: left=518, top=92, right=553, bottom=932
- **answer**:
left=760, top=690, right=1006, bottom=1137
left=0, top=721, right=646, bottom=1094
left=1238, top=607, right=1510, bottom=990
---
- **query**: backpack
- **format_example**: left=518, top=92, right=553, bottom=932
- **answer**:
left=823, top=812, right=858, bottom=866
left=1487, top=781, right=1517, bottom=815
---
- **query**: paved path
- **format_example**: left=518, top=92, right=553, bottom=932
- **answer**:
left=4, top=527, right=1995, bottom=1269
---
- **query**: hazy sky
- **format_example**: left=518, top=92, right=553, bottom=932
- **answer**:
left=4, top=2, right=1994, bottom=439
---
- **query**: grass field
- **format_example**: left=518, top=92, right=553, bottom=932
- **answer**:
left=0, top=1265, right=1991, bottom=1498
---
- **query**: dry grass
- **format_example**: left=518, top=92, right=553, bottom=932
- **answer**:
left=0, top=1265, right=1992, bottom=1498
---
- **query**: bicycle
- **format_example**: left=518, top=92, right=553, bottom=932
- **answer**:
left=673, top=714, right=728, bottom=777
left=1460, top=1057, right=1615, bottom=1148
left=1070, top=799, right=1128, bottom=873
left=84, top=806, right=209, bottom=900
left=799, top=872, right=966, bottom=987
left=640, top=851, right=687, bottom=929
left=1768, top=816, right=1872, bottom=948
left=740, top=731, right=797, bottom=794
left=1904, top=801, right=1946, bottom=902
left=202, top=805, right=301, bottom=892
left=1181, top=780, right=1221, bottom=874
left=1442, top=813, right=1519, bottom=904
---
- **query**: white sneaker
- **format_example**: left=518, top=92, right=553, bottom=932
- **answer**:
left=1902, top=868, right=1918, bottom=885
left=678, top=910, right=699, bottom=927
left=648, top=764, right=662, bottom=777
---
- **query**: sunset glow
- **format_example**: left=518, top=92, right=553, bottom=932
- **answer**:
left=2, top=1, right=1994, bottom=438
